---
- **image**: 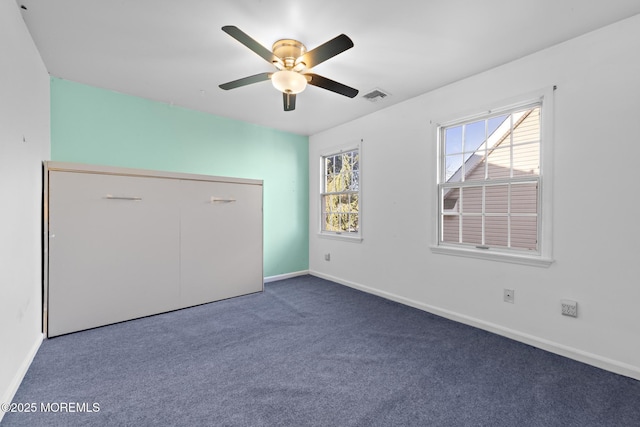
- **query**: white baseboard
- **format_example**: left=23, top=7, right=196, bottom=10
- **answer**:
left=0, top=333, right=43, bottom=424
left=309, top=270, right=640, bottom=381
left=264, top=270, right=310, bottom=284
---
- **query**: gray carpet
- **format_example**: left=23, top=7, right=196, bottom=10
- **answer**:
left=3, top=275, right=640, bottom=426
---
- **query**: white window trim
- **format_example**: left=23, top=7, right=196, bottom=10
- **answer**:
left=430, top=87, right=555, bottom=267
left=318, top=140, right=363, bottom=243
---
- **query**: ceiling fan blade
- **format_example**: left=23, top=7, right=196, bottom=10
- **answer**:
left=283, top=92, right=296, bottom=111
left=222, top=26, right=278, bottom=65
left=219, top=72, right=271, bottom=90
left=299, top=34, right=354, bottom=69
left=306, top=73, right=359, bottom=98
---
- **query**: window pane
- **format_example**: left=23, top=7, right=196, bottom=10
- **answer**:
left=488, top=115, right=508, bottom=137
left=486, top=146, right=511, bottom=179
left=344, top=152, right=356, bottom=174
left=445, top=154, right=463, bottom=182
left=442, top=187, right=460, bottom=212
left=325, top=156, right=334, bottom=175
left=445, top=126, right=463, bottom=155
left=349, top=171, right=359, bottom=191
left=323, top=213, right=339, bottom=232
left=325, top=174, right=338, bottom=192
left=334, top=154, right=342, bottom=172
left=349, top=194, right=359, bottom=213
left=322, top=195, right=337, bottom=213
left=342, top=152, right=351, bottom=167
left=512, top=142, right=539, bottom=176
left=461, top=187, right=482, bottom=214
left=485, top=216, right=508, bottom=247
left=511, top=216, right=538, bottom=250
left=463, top=152, right=485, bottom=181
left=464, top=120, right=486, bottom=154
left=485, top=184, right=509, bottom=213
left=348, top=213, right=359, bottom=232
left=352, top=152, right=359, bottom=171
left=512, top=108, right=540, bottom=145
left=461, top=215, right=482, bottom=245
left=511, top=182, right=538, bottom=214
left=442, top=214, right=459, bottom=243
left=330, top=174, right=346, bottom=192
left=338, top=213, right=347, bottom=230
left=343, top=172, right=352, bottom=191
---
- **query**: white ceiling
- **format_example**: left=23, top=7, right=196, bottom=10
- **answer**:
left=17, top=0, right=640, bottom=136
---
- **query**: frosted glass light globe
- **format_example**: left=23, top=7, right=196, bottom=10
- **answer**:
left=271, top=70, right=307, bottom=94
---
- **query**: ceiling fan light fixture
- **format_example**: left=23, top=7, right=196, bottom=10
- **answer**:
left=271, top=70, right=307, bottom=94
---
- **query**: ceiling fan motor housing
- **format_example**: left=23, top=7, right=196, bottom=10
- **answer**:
left=272, top=39, right=307, bottom=70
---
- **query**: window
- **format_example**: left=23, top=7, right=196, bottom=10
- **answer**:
left=435, top=92, right=553, bottom=266
left=321, top=145, right=360, bottom=238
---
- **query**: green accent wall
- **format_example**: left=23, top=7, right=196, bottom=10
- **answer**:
left=50, top=77, right=308, bottom=277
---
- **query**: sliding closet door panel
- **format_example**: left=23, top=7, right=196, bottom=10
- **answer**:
left=48, top=171, right=181, bottom=336
left=179, top=180, right=263, bottom=307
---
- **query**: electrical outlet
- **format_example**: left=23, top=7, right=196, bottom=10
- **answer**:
left=561, top=299, right=578, bottom=317
left=504, top=289, right=514, bottom=304
left=324, top=253, right=330, bottom=261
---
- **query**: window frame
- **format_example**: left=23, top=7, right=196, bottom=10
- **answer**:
left=431, top=88, right=554, bottom=267
left=318, top=140, right=363, bottom=242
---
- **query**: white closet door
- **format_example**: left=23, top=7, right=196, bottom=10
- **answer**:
left=48, top=171, right=181, bottom=336
left=179, top=179, right=263, bottom=307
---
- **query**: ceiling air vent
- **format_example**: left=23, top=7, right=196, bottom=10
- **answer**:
left=362, top=88, right=390, bottom=103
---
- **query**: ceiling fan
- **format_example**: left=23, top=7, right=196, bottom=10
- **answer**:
left=219, top=26, right=358, bottom=111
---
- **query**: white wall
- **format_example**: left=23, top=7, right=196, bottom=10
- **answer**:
left=0, top=0, right=50, bottom=414
left=310, top=14, right=640, bottom=379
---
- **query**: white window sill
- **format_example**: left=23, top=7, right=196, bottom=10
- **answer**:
left=318, top=232, right=363, bottom=243
left=430, top=245, right=553, bottom=268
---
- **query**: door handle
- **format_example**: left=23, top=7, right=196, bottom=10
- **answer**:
left=105, top=195, right=142, bottom=201
left=210, top=197, right=236, bottom=203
